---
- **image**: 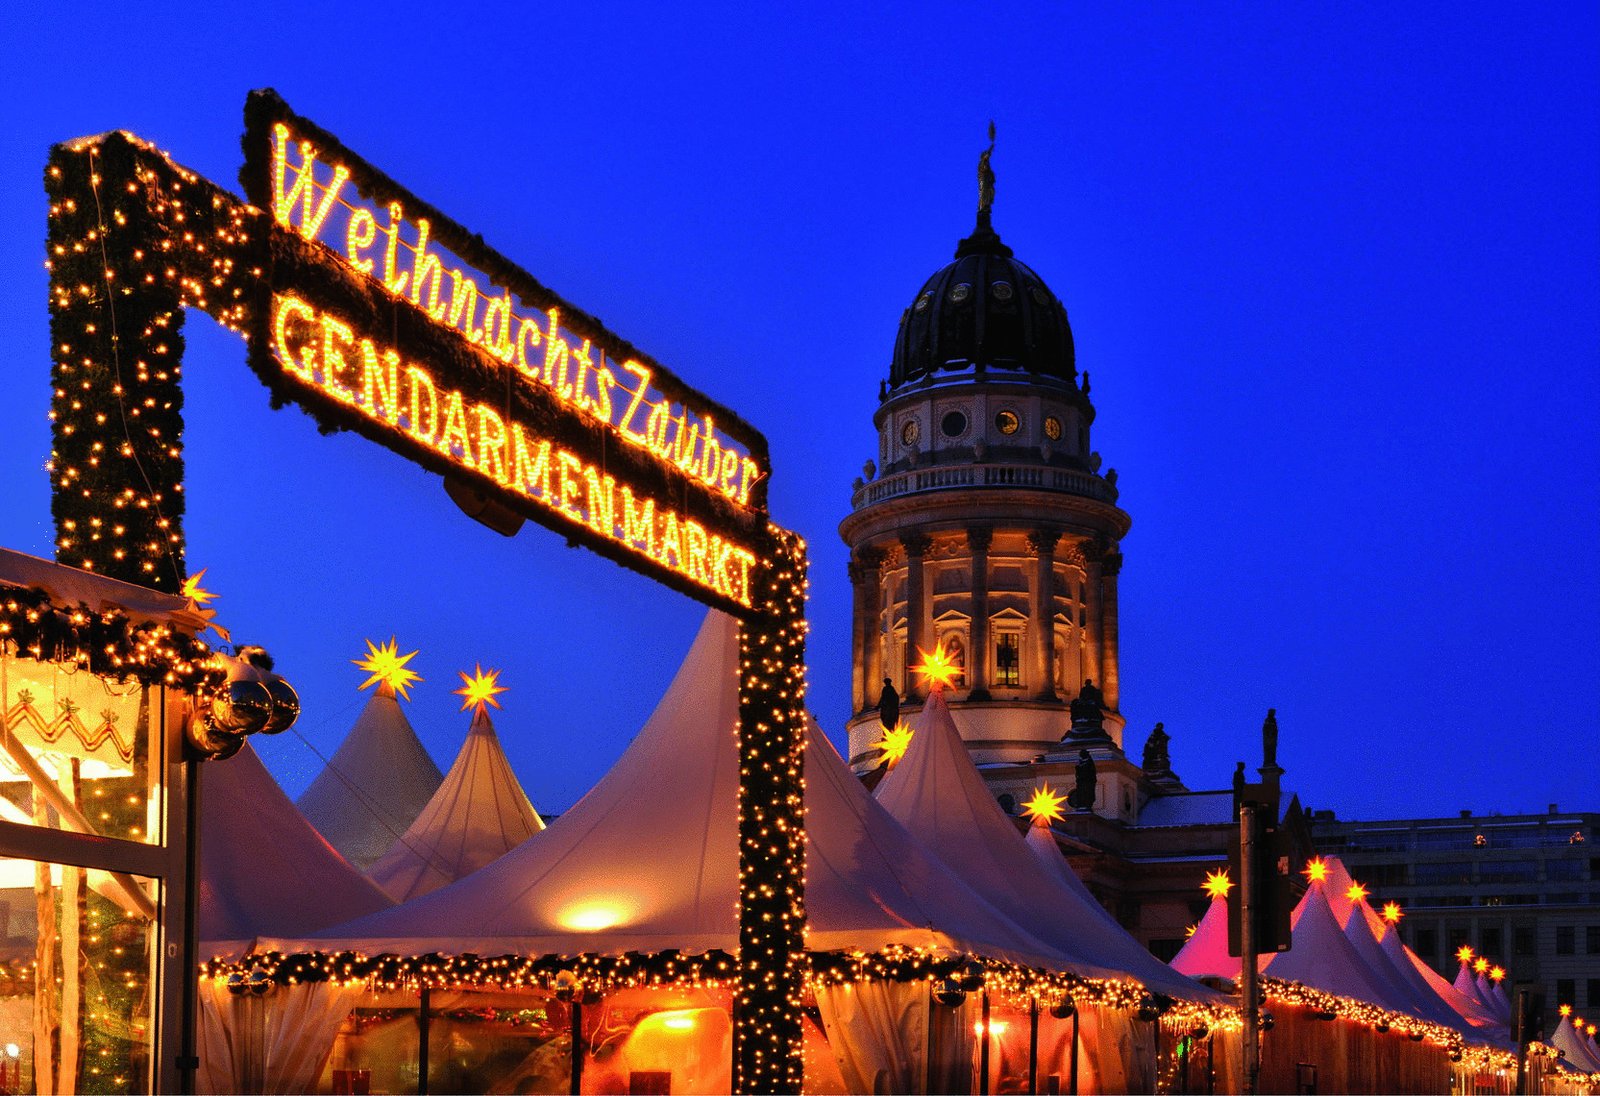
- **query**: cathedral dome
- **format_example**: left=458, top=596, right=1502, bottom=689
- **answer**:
left=887, top=214, right=1077, bottom=395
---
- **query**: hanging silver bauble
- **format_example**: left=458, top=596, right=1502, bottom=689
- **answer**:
left=210, top=679, right=273, bottom=736
left=933, top=978, right=966, bottom=1008
left=261, top=676, right=300, bottom=734
left=1049, top=999, right=1076, bottom=1020
left=188, top=717, right=245, bottom=761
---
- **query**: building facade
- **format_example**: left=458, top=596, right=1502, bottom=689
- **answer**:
left=1312, top=808, right=1600, bottom=1018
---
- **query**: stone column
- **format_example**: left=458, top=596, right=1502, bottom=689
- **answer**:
left=1082, top=538, right=1105, bottom=689
left=856, top=548, right=885, bottom=713
left=1101, top=550, right=1123, bottom=712
left=967, top=526, right=993, bottom=700
left=901, top=532, right=931, bottom=701
left=1027, top=528, right=1062, bottom=701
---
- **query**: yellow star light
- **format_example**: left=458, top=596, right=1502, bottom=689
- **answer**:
left=1489, top=966, right=1505, bottom=982
left=353, top=637, right=423, bottom=700
left=1203, top=869, right=1234, bottom=900
left=454, top=664, right=507, bottom=714
left=1345, top=881, right=1369, bottom=904
left=876, top=722, right=914, bottom=766
left=1560, top=1005, right=1572, bottom=1018
left=1455, top=945, right=1475, bottom=964
left=180, top=568, right=218, bottom=608
left=1184, top=923, right=1198, bottom=939
left=1022, top=784, right=1067, bottom=825
left=1587, top=1023, right=1596, bottom=1037
left=1381, top=901, right=1404, bottom=923
left=912, top=642, right=961, bottom=691
left=1303, top=858, right=1329, bottom=884
left=1473, top=957, right=1489, bottom=974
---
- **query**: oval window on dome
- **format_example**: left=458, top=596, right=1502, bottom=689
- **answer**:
left=914, top=291, right=933, bottom=312
left=941, top=410, right=968, bottom=438
left=991, top=281, right=1014, bottom=301
left=995, top=410, right=1020, bottom=435
left=901, top=419, right=919, bottom=446
left=1044, top=416, right=1063, bottom=441
left=1030, top=286, right=1050, bottom=306
left=948, top=283, right=971, bottom=304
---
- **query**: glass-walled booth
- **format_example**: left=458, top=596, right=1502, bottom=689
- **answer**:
left=0, top=548, right=216, bottom=1095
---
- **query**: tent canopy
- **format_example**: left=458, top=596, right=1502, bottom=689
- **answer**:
left=199, top=742, right=392, bottom=954
left=271, top=612, right=1064, bottom=969
left=296, top=684, right=443, bottom=871
left=874, top=686, right=1220, bottom=1001
left=366, top=704, right=544, bottom=903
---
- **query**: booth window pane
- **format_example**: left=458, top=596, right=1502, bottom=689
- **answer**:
left=0, top=856, right=157, bottom=1094
left=0, top=650, right=161, bottom=846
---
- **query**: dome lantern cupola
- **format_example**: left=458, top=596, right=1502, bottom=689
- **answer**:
left=886, top=125, right=1080, bottom=398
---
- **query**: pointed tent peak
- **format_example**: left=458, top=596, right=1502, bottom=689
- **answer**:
left=1202, top=869, right=1234, bottom=900
left=454, top=664, right=506, bottom=715
left=354, top=636, right=422, bottom=700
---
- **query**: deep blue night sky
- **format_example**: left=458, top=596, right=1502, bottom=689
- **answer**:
left=2, top=4, right=1595, bottom=821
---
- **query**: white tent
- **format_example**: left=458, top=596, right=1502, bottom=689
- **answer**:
left=273, top=611, right=1062, bottom=967
left=1168, top=892, right=1233, bottom=981
left=1551, top=1014, right=1600, bottom=1074
left=873, top=686, right=1221, bottom=1001
left=199, top=742, right=393, bottom=954
left=296, top=682, right=443, bottom=870
left=365, top=703, right=544, bottom=902
left=1260, top=880, right=1399, bottom=1004
left=1339, top=894, right=1459, bottom=1027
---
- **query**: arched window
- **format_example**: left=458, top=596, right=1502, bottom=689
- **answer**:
left=941, top=632, right=967, bottom=687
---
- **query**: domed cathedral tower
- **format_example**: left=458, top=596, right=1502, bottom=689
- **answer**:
left=840, top=137, right=1132, bottom=777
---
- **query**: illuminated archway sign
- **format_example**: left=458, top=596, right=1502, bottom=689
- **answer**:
left=45, top=90, right=806, bottom=1094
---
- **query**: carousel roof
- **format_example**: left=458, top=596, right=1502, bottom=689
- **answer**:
left=275, top=611, right=1063, bottom=967
left=295, top=683, right=444, bottom=871
left=366, top=703, right=544, bottom=903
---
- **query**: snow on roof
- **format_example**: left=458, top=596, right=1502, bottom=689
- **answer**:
left=1135, top=791, right=1234, bottom=828
left=0, top=545, right=201, bottom=631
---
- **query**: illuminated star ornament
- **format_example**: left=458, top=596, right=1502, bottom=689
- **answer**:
left=1345, top=881, right=1369, bottom=904
left=1203, top=869, right=1234, bottom=900
left=1021, top=784, right=1067, bottom=825
left=1473, top=957, right=1489, bottom=974
left=912, top=642, right=961, bottom=692
left=1455, top=944, right=1475, bottom=965
left=1560, top=1005, right=1573, bottom=1018
left=455, top=664, right=507, bottom=715
left=1184, top=923, right=1198, bottom=939
left=180, top=568, right=218, bottom=608
left=178, top=567, right=230, bottom=640
left=1303, top=858, right=1329, bottom=884
left=876, top=722, right=914, bottom=767
left=1489, top=966, right=1505, bottom=982
left=1381, top=901, right=1404, bottom=924
left=353, top=637, right=423, bottom=700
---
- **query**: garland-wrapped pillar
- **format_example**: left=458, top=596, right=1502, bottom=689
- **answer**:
left=45, top=133, right=262, bottom=589
left=735, top=529, right=808, bottom=1094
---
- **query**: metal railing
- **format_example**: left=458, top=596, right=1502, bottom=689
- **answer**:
left=850, top=462, right=1119, bottom=509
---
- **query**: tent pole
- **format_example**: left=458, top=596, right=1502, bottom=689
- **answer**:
left=1027, top=997, right=1038, bottom=1095
left=569, top=997, right=583, bottom=1096
left=1068, top=1008, right=1079, bottom=1096
left=978, top=990, right=990, bottom=1096
left=417, top=986, right=431, bottom=1095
